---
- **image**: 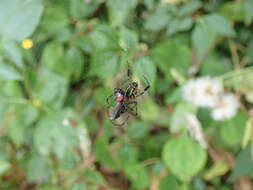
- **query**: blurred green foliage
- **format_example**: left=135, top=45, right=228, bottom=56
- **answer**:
left=0, top=0, right=253, bottom=189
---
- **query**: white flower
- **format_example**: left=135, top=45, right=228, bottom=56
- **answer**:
left=182, top=80, right=198, bottom=104
left=183, top=77, right=223, bottom=107
left=62, top=119, right=70, bottom=126
left=211, top=93, right=240, bottom=121
left=185, top=113, right=208, bottom=149
left=78, top=127, right=91, bottom=158
left=162, top=0, right=182, bottom=4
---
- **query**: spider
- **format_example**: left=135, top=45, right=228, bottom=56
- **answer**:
left=106, top=68, right=150, bottom=126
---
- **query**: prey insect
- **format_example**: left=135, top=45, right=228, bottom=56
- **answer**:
left=106, top=68, right=150, bottom=126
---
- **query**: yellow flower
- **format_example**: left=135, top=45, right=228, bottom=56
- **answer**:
left=32, top=99, right=42, bottom=107
left=162, top=0, right=185, bottom=4
left=21, top=39, right=33, bottom=49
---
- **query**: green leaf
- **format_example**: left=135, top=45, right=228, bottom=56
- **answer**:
left=38, top=186, right=62, bottom=190
left=7, top=116, right=25, bottom=147
left=192, top=19, right=216, bottom=61
left=204, top=14, right=235, bottom=37
left=94, top=87, right=112, bottom=106
left=84, top=170, right=106, bottom=185
left=0, top=100, right=10, bottom=123
left=42, top=41, right=77, bottom=77
left=246, top=39, right=253, bottom=63
left=70, top=183, right=88, bottom=190
left=125, top=163, right=149, bottom=189
left=127, top=121, right=150, bottom=139
left=180, top=184, right=192, bottom=190
left=200, top=54, right=232, bottom=76
left=223, top=68, right=253, bottom=104
left=153, top=36, right=192, bottom=81
left=220, top=112, right=248, bottom=147
left=229, top=145, right=253, bottom=181
left=152, top=161, right=167, bottom=175
left=59, top=151, right=80, bottom=170
left=89, top=25, right=119, bottom=51
left=0, top=80, right=23, bottom=97
left=41, top=42, right=65, bottom=74
left=90, top=51, right=119, bottom=81
left=165, top=87, right=182, bottom=104
left=118, top=145, right=139, bottom=167
left=107, top=0, right=137, bottom=27
left=144, top=6, right=171, bottom=31
left=242, top=118, right=253, bottom=148
left=163, top=135, right=207, bottom=182
left=143, top=0, right=155, bottom=10
left=134, top=56, right=156, bottom=89
left=217, top=186, right=231, bottom=190
left=144, top=133, right=169, bottom=158
left=119, top=27, right=138, bottom=51
left=178, top=0, right=202, bottom=17
left=139, top=99, right=159, bottom=121
left=167, top=18, right=193, bottom=36
left=192, top=178, right=207, bottom=190
left=0, top=160, right=11, bottom=175
left=2, top=39, right=23, bottom=68
left=204, top=161, right=230, bottom=180
left=159, top=174, right=179, bottom=190
left=244, top=0, right=253, bottom=25
left=0, top=0, right=43, bottom=41
left=70, top=0, right=99, bottom=19
left=34, top=111, right=78, bottom=159
left=219, top=1, right=245, bottom=22
left=39, top=6, right=68, bottom=36
left=65, top=47, right=85, bottom=81
left=103, top=120, right=114, bottom=141
left=33, top=68, right=68, bottom=107
left=193, top=13, right=235, bottom=61
left=42, top=43, right=61, bottom=63
left=95, top=137, right=116, bottom=168
left=0, top=61, right=22, bottom=80
left=25, top=154, right=51, bottom=182
left=84, top=115, right=99, bottom=133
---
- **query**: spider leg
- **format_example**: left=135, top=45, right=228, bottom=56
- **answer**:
left=120, top=78, right=132, bottom=89
left=106, top=93, right=115, bottom=107
left=136, top=76, right=150, bottom=98
left=127, top=65, right=132, bottom=78
left=136, top=85, right=150, bottom=98
left=127, top=101, right=138, bottom=116
left=111, top=115, right=130, bottom=126
left=120, top=64, right=133, bottom=88
left=142, top=75, right=151, bottom=90
left=136, top=86, right=150, bottom=97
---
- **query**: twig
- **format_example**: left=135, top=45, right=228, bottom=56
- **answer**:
left=150, top=169, right=168, bottom=190
left=229, top=40, right=240, bottom=69
left=142, top=158, right=160, bottom=167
